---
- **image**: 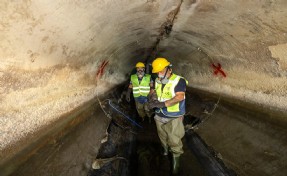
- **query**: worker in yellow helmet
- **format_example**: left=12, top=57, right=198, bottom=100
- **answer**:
left=126, top=62, right=154, bottom=122
left=147, top=57, right=188, bottom=175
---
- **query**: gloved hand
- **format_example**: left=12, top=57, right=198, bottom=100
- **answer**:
left=148, top=100, right=166, bottom=109
left=148, top=92, right=158, bottom=102
left=126, top=88, right=132, bottom=102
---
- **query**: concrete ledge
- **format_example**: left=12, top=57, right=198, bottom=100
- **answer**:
left=187, top=86, right=287, bottom=128
left=0, top=98, right=110, bottom=176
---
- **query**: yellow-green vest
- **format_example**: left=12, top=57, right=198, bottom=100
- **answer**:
left=155, top=73, right=188, bottom=117
left=131, top=74, right=151, bottom=97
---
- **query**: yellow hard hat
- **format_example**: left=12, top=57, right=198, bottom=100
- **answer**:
left=135, top=62, right=145, bottom=68
left=152, top=58, right=171, bottom=73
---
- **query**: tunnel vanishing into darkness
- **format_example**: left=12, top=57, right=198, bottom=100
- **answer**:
left=1, top=0, right=287, bottom=176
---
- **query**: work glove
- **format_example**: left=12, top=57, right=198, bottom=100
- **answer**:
left=148, top=100, right=166, bottom=109
left=147, top=92, right=158, bottom=102
left=126, top=88, right=132, bottom=102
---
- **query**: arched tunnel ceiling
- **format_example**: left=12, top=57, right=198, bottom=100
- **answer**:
left=159, top=0, right=287, bottom=115
left=1, top=0, right=287, bottom=168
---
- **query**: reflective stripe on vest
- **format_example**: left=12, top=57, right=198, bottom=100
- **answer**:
left=155, top=74, right=188, bottom=117
left=131, top=74, right=151, bottom=97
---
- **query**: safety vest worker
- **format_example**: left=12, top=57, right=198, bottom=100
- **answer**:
left=126, top=62, right=154, bottom=122
left=147, top=57, right=188, bottom=175
left=155, top=73, right=188, bottom=117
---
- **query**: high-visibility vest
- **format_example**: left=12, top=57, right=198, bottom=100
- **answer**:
left=131, top=74, right=151, bottom=97
left=155, top=73, right=188, bottom=117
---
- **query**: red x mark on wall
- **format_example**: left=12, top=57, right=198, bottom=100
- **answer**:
left=212, top=63, right=226, bottom=78
left=96, top=60, right=109, bottom=79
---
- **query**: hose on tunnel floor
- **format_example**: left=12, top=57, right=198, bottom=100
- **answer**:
left=107, top=99, right=143, bottom=129
left=94, top=74, right=141, bottom=138
left=94, top=88, right=139, bottom=134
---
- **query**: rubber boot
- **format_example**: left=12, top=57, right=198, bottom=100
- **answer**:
left=172, top=155, right=180, bottom=175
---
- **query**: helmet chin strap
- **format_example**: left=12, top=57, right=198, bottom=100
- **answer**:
left=157, top=67, right=170, bottom=84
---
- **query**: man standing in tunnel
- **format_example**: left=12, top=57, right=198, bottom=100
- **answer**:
left=126, top=62, right=153, bottom=122
left=147, top=57, right=187, bottom=175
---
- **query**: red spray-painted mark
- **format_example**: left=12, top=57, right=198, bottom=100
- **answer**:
left=96, top=60, right=109, bottom=79
left=212, top=63, right=226, bottom=77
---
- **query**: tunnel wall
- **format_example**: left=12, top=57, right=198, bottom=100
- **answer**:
left=0, top=0, right=181, bottom=167
left=157, top=0, right=287, bottom=119
left=1, top=0, right=287, bottom=173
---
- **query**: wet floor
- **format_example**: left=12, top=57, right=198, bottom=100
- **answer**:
left=88, top=115, right=209, bottom=176
left=87, top=89, right=231, bottom=176
left=8, top=87, right=235, bottom=176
